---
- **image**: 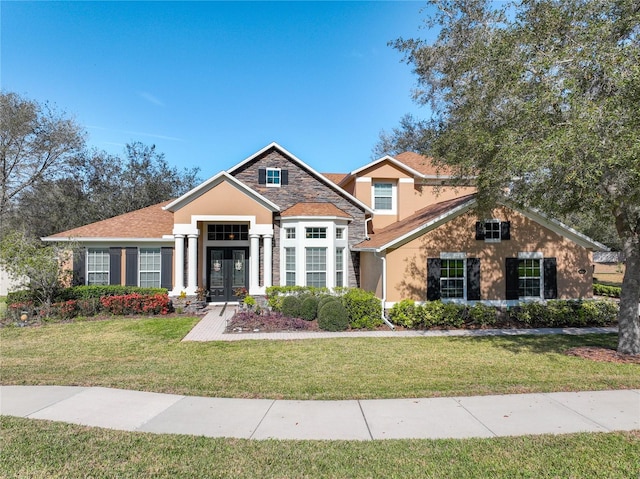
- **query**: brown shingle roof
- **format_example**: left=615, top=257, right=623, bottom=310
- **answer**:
left=322, top=173, right=349, bottom=185
left=354, top=194, right=476, bottom=250
left=395, top=151, right=455, bottom=177
left=45, top=201, right=174, bottom=239
left=281, top=202, right=352, bottom=218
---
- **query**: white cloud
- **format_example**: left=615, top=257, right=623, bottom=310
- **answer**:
left=139, top=91, right=165, bottom=107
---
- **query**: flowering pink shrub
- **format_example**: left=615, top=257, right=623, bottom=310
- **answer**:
left=100, top=293, right=171, bottom=315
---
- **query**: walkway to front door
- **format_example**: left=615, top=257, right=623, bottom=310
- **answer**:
left=207, top=247, right=249, bottom=302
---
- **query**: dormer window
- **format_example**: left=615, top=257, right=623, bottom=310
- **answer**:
left=372, top=181, right=397, bottom=214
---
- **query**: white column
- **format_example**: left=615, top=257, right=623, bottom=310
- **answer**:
left=186, top=233, right=199, bottom=295
left=171, top=234, right=185, bottom=295
left=263, top=233, right=273, bottom=288
left=250, top=233, right=260, bottom=294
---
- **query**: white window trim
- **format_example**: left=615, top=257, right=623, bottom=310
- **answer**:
left=484, top=219, right=501, bottom=243
left=440, top=256, right=467, bottom=302
left=517, top=252, right=544, bottom=300
left=87, top=248, right=110, bottom=286
left=279, top=220, right=348, bottom=288
left=266, top=167, right=281, bottom=188
left=139, top=248, right=161, bottom=288
left=372, top=181, right=397, bottom=215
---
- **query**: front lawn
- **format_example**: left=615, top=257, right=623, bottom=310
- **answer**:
left=1, top=316, right=637, bottom=399
left=1, top=417, right=638, bottom=478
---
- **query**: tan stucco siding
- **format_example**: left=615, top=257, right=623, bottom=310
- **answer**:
left=384, top=207, right=593, bottom=302
left=359, top=252, right=383, bottom=297
left=173, top=181, right=274, bottom=225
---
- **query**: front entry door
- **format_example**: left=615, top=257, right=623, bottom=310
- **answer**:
left=207, top=247, right=249, bottom=302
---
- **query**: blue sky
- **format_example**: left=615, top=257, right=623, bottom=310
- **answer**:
left=1, top=1, right=435, bottom=177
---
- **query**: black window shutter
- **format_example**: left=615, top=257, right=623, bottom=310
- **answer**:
left=73, top=248, right=86, bottom=286
left=281, top=169, right=288, bottom=185
left=475, top=221, right=485, bottom=240
left=543, top=257, right=558, bottom=299
left=505, top=258, right=520, bottom=300
left=427, top=258, right=441, bottom=301
left=466, top=258, right=481, bottom=301
left=501, top=221, right=511, bottom=240
left=161, top=247, right=173, bottom=290
left=258, top=168, right=266, bottom=185
left=125, top=247, right=138, bottom=286
left=109, top=247, right=121, bottom=285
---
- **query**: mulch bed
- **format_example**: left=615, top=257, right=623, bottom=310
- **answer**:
left=565, top=346, right=640, bottom=364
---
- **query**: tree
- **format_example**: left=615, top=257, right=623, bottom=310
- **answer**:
left=0, top=230, right=74, bottom=310
left=7, top=142, right=202, bottom=238
left=386, top=0, right=640, bottom=354
left=0, top=92, right=86, bottom=232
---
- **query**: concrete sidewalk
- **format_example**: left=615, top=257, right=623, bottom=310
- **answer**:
left=182, top=305, right=619, bottom=342
left=1, top=386, right=638, bottom=440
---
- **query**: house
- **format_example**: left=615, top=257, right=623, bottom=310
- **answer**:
left=43, top=142, right=606, bottom=307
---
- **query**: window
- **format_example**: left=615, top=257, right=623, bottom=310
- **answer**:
left=476, top=220, right=510, bottom=242
left=285, top=248, right=296, bottom=286
left=335, top=248, right=344, bottom=287
left=266, top=168, right=281, bottom=187
left=208, top=224, right=248, bottom=241
left=440, top=259, right=465, bottom=299
left=87, top=249, right=109, bottom=285
left=373, top=182, right=394, bottom=211
left=305, top=227, right=327, bottom=239
left=285, top=228, right=296, bottom=239
left=306, top=248, right=326, bottom=287
left=484, top=220, right=501, bottom=241
left=518, top=258, right=541, bottom=297
left=336, top=228, right=344, bottom=239
left=139, top=248, right=161, bottom=288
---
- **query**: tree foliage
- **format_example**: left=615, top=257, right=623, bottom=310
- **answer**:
left=0, top=230, right=74, bottom=309
left=385, top=0, right=640, bottom=354
left=0, top=92, right=85, bottom=228
left=0, top=91, right=202, bottom=239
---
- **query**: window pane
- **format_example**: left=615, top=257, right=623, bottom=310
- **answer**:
left=285, top=228, right=296, bottom=239
left=305, top=227, right=327, bottom=239
left=374, top=183, right=393, bottom=210
left=306, top=248, right=326, bottom=287
left=518, top=259, right=541, bottom=297
left=336, top=248, right=344, bottom=287
left=139, top=249, right=161, bottom=288
left=440, top=259, right=464, bottom=298
left=266, top=168, right=280, bottom=185
left=285, top=248, right=296, bottom=286
left=87, top=249, right=109, bottom=286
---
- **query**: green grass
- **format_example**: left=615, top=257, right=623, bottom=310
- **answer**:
left=1, top=316, right=638, bottom=399
left=1, top=417, right=638, bottom=478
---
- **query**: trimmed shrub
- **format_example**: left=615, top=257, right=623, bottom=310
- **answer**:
left=389, top=299, right=417, bottom=328
left=99, top=293, right=172, bottom=315
left=341, top=288, right=382, bottom=329
left=317, top=300, right=349, bottom=331
left=57, top=285, right=166, bottom=302
left=281, top=295, right=302, bottom=318
left=266, top=286, right=329, bottom=311
left=467, top=302, right=498, bottom=327
left=593, top=283, right=621, bottom=298
left=318, top=295, right=338, bottom=311
left=300, top=296, right=319, bottom=321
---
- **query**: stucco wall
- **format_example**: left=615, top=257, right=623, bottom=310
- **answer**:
left=173, top=181, right=274, bottom=225
left=384, top=207, right=593, bottom=303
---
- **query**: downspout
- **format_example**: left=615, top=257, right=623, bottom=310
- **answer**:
left=364, top=217, right=372, bottom=240
left=375, top=250, right=395, bottom=330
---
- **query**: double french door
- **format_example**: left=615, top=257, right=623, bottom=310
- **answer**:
left=207, top=247, right=249, bottom=302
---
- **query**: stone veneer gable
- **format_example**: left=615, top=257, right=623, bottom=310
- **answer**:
left=231, top=147, right=367, bottom=287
